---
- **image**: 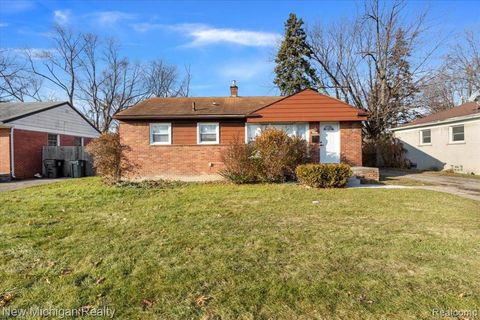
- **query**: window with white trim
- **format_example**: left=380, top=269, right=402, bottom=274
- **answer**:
left=197, top=123, right=219, bottom=144
left=150, top=123, right=172, bottom=145
left=246, top=123, right=308, bottom=143
left=420, top=129, right=431, bottom=145
left=47, top=134, right=59, bottom=146
left=450, top=125, right=464, bottom=143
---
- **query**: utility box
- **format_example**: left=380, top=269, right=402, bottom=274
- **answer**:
left=44, top=159, right=64, bottom=178
left=70, top=160, right=86, bottom=178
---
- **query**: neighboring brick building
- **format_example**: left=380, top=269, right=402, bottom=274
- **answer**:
left=0, top=102, right=100, bottom=180
left=114, top=84, right=368, bottom=180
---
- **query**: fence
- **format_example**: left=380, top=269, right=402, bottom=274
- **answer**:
left=42, top=146, right=95, bottom=177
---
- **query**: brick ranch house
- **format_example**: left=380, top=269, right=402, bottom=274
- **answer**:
left=0, top=101, right=100, bottom=180
left=115, top=84, right=368, bottom=180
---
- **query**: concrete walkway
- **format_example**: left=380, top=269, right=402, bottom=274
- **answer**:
left=0, top=178, right=65, bottom=192
left=380, top=169, right=480, bottom=201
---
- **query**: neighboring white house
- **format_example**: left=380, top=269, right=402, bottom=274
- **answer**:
left=391, top=102, right=480, bottom=174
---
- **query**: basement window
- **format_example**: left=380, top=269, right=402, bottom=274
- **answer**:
left=47, top=134, right=59, bottom=146
left=449, top=125, right=465, bottom=143
left=150, top=123, right=172, bottom=145
left=420, top=129, right=431, bottom=145
left=197, top=123, right=219, bottom=144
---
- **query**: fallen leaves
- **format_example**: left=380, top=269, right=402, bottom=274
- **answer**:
left=60, top=268, right=72, bottom=276
left=196, top=295, right=212, bottom=307
left=141, top=299, right=154, bottom=310
left=95, top=277, right=106, bottom=285
left=0, top=292, right=15, bottom=307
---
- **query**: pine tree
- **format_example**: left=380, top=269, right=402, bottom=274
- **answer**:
left=274, top=13, right=319, bottom=95
left=387, top=28, right=419, bottom=125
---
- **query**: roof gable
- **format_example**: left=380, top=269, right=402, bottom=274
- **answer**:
left=0, top=101, right=68, bottom=123
left=0, top=101, right=100, bottom=133
left=247, top=89, right=368, bottom=122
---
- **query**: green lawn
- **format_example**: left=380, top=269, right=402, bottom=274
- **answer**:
left=1, top=178, right=479, bottom=319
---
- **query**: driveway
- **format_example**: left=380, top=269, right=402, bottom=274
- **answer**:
left=381, top=169, right=480, bottom=201
left=0, top=178, right=65, bottom=192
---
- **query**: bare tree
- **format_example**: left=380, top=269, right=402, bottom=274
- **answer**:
left=78, top=38, right=147, bottom=132
left=308, top=0, right=437, bottom=139
left=0, top=50, right=42, bottom=102
left=26, top=24, right=85, bottom=105
left=443, top=30, right=480, bottom=103
left=143, top=60, right=191, bottom=98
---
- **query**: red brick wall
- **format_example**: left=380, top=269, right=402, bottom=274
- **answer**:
left=0, top=128, right=11, bottom=175
left=340, top=121, right=363, bottom=166
left=12, top=129, right=94, bottom=179
left=13, top=129, right=47, bottom=178
left=119, top=121, right=242, bottom=179
left=60, top=135, right=76, bottom=146
left=119, top=120, right=364, bottom=179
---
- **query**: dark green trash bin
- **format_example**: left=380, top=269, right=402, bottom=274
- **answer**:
left=70, top=160, right=86, bottom=178
left=44, top=159, right=64, bottom=178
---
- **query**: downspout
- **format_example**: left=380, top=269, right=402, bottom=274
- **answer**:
left=10, top=127, right=15, bottom=179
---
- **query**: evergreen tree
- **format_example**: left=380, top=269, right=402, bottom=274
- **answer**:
left=274, top=13, right=319, bottom=95
left=387, top=28, right=419, bottom=125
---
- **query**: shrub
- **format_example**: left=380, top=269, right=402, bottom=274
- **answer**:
left=296, top=163, right=352, bottom=188
left=220, top=129, right=309, bottom=184
left=220, top=139, right=259, bottom=184
left=254, top=128, right=308, bottom=182
left=85, top=133, right=129, bottom=185
left=363, top=135, right=408, bottom=168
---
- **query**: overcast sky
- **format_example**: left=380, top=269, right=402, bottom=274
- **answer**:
left=1, top=0, right=479, bottom=98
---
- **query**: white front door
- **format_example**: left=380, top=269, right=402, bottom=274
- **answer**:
left=320, top=122, right=340, bottom=163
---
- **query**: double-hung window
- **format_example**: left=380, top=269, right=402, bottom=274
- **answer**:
left=449, top=125, right=464, bottom=143
left=150, top=123, right=172, bottom=145
left=420, top=129, right=431, bottom=145
left=197, top=123, right=219, bottom=144
left=47, top=134, right=59, bottom=146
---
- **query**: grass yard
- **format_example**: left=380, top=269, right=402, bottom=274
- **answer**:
left=1, top=178, right=479, bottom=319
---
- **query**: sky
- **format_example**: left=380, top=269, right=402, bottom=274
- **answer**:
left=0, top=0, right=479, bottom=98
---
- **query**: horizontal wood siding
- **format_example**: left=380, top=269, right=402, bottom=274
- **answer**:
left=248, top=89, right=367, bottom=123
left=135, top=120, right=245, bottom=145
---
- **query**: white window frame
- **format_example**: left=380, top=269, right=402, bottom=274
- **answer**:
left=449, top=125, right=465, bottom=144
left=197, top=122, right=220, bottom=145
left=47, top=133, right=60, bottom=146
left=150, top=123, right=172, bottom=145
left=419, top=129, right=431, bottom=145
left=245, top=123, right=309, bottom=143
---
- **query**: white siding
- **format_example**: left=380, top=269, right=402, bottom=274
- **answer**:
left=393, top=119, right=480, bottom=174
left=10, top=104, right=99, bottom=138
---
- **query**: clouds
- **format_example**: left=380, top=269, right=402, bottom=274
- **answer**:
left=133, top=22, right=281, bottom=48
left=86, top=11, right=136, bottom=27
left=181, top=24, right=281, bottom=47
left=54, top=10, right=71, bottom=25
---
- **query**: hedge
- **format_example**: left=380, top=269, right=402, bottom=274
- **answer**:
left=296, top=163, right=352, bottom=188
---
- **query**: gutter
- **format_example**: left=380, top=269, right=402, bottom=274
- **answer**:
left=10, top=127, right=15, bottom=179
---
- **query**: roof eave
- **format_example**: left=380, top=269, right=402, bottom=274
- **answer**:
left=114, top=114, right=254, bottom=120
left=391, top=113, right=480, bottom=131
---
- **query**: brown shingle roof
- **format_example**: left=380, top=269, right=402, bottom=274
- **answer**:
left=114, top=96, right=283, bottom=120
left=399, top=102, right=480, bottom=128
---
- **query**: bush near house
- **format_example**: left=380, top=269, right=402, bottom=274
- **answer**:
left=220, top=128, right=308, bottom=183
left=85, top=133, right=129, bottom=185
left=296, top=163, right=352, bottom=188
